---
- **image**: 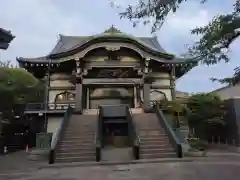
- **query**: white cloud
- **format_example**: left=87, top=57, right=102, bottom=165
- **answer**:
left=0, top=0, right=239, bottom=93
left=165, top=9, right=211, bottom=32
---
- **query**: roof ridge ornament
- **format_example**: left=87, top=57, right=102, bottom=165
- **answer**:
left=104, top=25, right=122, bottom=33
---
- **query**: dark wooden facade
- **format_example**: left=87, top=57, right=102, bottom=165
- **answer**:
left=17, top=27, right=197, bottom=116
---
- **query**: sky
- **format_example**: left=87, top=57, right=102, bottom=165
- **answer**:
left=0, top=0, right=239, bottom=93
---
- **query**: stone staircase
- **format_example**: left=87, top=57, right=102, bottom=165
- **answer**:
left=55, top=114, right=97, bottom=163
left=132, top=113, right=177, bottom=159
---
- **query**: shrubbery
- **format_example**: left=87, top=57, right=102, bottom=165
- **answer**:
left=186, top=93, right=226, bottom=141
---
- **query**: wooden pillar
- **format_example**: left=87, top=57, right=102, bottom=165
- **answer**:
left=133, top=86, right=137, bottom=108
left=142, top=57, right=151, bottom=112
left=170, top=65, right=176, bottom=101
left=86, top=87, right=90, bottom=109
left=75, top=81, right=82, bottom=113
left=74, top=58, right=83, bottom=114
left=143, top=83, right=151, bottom=112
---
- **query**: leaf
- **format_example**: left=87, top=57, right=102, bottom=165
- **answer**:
left=117, top=0, right=240, bottom=82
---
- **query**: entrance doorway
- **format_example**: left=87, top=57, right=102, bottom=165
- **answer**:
left=103, top=118, right=129, bottom=147
left=99, top=105, right=133, bottom=161
left=100, top=105, right=130, bottom=147
left=88, top=86, right=134, bottom=109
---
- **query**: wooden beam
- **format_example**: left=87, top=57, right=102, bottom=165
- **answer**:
left=49, top=86, right=75, bottom=90
left=151, top=85, right=172, bottom=89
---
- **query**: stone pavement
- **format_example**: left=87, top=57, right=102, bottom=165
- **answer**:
left=101, top=147, right=133, bottom=162
left=2, top=149, right=240, bottom=180
left=0, top=150, right=46, bottom=174
left=2, top=159, right=240, bottom=180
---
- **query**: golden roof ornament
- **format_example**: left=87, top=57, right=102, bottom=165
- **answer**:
left=104, top=25, right=122, bottom=33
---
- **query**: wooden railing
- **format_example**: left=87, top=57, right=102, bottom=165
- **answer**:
left=24, top=103, right=75, bottom=112
left=155, top=105, right=183, bottom=158
left=126, top=106, right=140, bottom=160
left=49, top=106, right=74, bottom=164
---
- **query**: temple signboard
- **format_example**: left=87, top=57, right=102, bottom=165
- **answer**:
left=97, top=69, right=129, bottom=78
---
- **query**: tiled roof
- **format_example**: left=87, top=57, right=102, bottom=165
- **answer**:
left=49, top=34, right=166, bottom=55
left=16, top=27, right=196, bottom=66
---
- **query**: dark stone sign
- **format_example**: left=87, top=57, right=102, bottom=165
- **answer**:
left=97, top=69, right=130, bottom=78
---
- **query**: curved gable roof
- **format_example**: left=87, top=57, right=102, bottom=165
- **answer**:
left=49, top=32, right=168, bottom=58
left=17, top=27, right=198, bottom=71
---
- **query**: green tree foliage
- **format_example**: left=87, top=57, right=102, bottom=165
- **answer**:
left=186, top=93, right=226, bottom=140
left=118, top=0, right=240, bottom=85
left=0, top=61, right=44, bottom=118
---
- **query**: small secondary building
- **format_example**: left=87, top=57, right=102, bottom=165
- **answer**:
left=212, top=83, right=240, bottom=100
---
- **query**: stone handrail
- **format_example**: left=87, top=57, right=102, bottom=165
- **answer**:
left=95, top=106, right=102, bottom=161
left=126, top=106, right=140, bottom=160
left=155, top=105, right=183, bottom=158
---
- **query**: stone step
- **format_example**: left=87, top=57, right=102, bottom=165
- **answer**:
left=60, top=141, right=93, bottom=146
left=135, top=122, right=160, bottom=125
left=57, top=151, right=95, bottom=158
left=140, top=135, right=168, bottom=140
left=141, top=152, right=176, bottom=159
left=140, top=140, right=169, bottom=145
left=63, top=135, right=95, bottom=139
left=141, top=147, right=175, bottom=154
left=60, top=146, right=95, bottom=152
left=69, top=121, right=96, bottom=124
left=64, top=134, right=95, bottom=138
left=139, top=134, right=169, bottom=139
left=64, top=136, right=93, bottom=140
left=63, top=134, right=94, bottom=138
left=133, top=113, right=158, bottom=119
left=64, top=135, right=94, bottom=139
left=139, top=131, right=166, bottom=136
left=64, top=134, right=94, bottom=138
left=141, top=141, right=170, bottom=147
left=141, top=144, right=173, bottom=150
left=60, top=142, right=94, bottom=148
left=60, top=138, right=94, bottom=144
left=69, top=123, right=96, bottom=126
left=136, top=122, right=160, bottom=124
left=137, top=127, right=162, bottom=130
left=56, top=156, right=95, bottom=163
left=67, top=125, right=96, bottom=129
left=61, top=138, right=94, bottom=143
left=64, top=131, right=95, bottom=135
left=63, top=138, right=95, bottom=142
left=139, top=136, right=169, bottom=143
left=141, top=142, right=170, bottom=147
left=136, top=123, right=162, bottom=126
left=138, top=126, right=162, bottom=130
